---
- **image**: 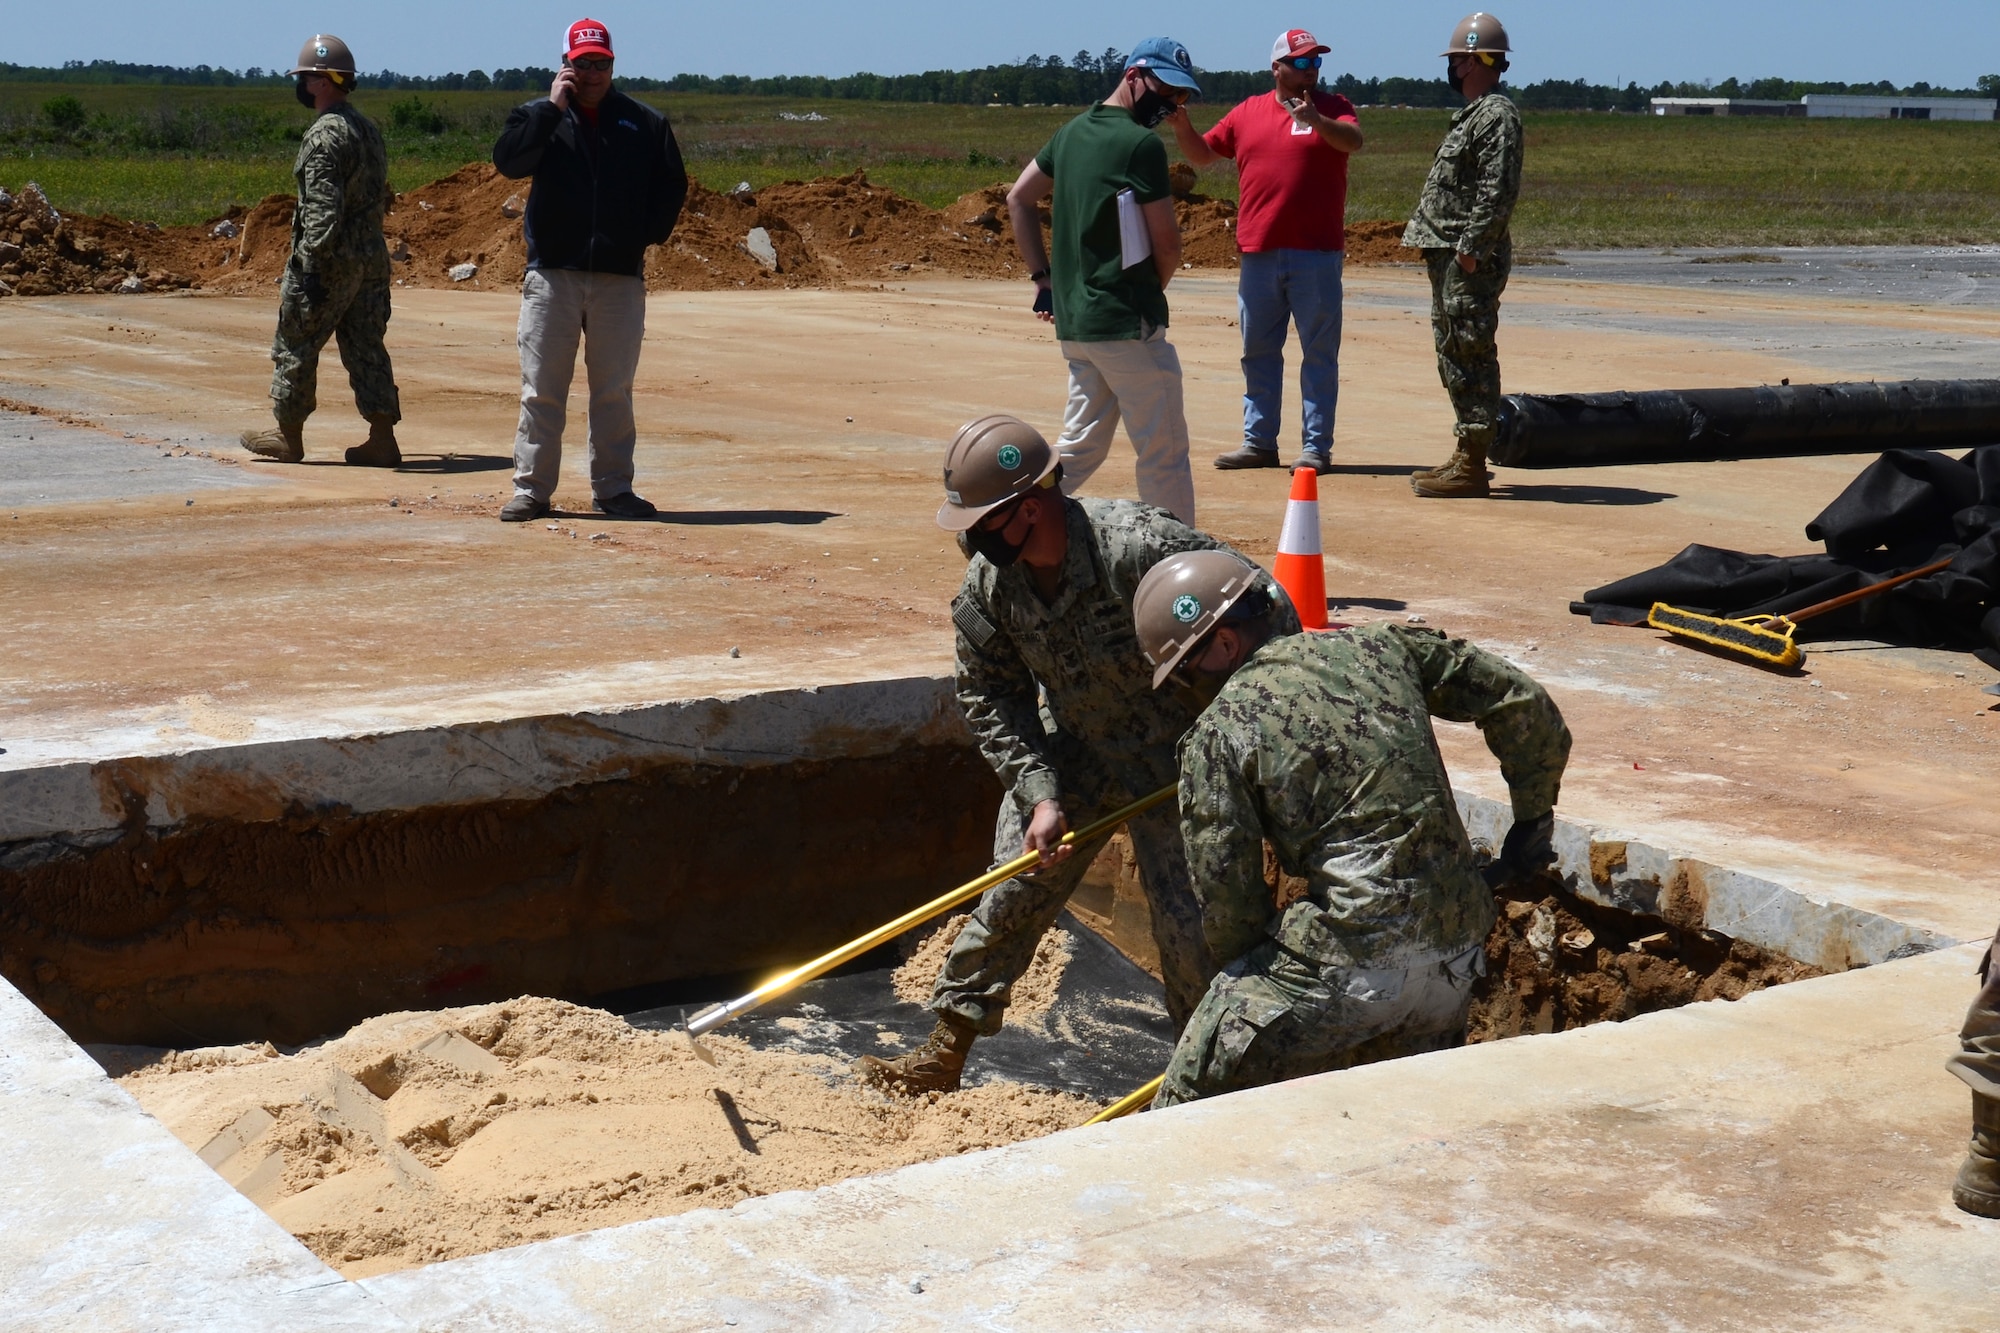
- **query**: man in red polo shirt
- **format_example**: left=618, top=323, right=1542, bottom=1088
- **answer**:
left=1171, top=29, right=1363, bottom=475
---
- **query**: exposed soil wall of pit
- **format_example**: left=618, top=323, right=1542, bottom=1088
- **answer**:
left=0, top=745, right=1000, bottom=1048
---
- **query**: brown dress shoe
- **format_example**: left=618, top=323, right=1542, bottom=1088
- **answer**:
left=240, top=422, right=304, bottom=463
left=852, top=1015, right=976, bottom=1095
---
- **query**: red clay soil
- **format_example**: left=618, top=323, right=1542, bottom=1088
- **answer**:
left=0, top=163, right=1419, bottom=300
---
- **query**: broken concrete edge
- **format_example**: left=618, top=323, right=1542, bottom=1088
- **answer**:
left=0, top=675, right=966, bottom=854
left=1456, top=793, right=1954, bottom=971
left=0, top=673, right=1951, bottom=974
left=0, top=971, right=408, bottom=1332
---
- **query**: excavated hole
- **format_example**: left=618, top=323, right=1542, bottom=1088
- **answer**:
left=6, top=744, right=1834, bottom=1279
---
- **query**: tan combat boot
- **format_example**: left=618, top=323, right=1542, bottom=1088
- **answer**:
left=345, top=414, right=402, bottom=468
left=1411, top=442, right=1492, bottom=498
left=1954, top=1093, right=2000, bottom=1218
left=852, top=1014, right=976, bottom=1095
left=240, top=421, right=304, bottom=463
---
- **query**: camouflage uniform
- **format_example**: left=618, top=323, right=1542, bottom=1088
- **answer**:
left=1156, top=623, right=1569, bottom=1108
left=939, top=496, right=1299, bottom=1036
left=267, top=102, right=399, bottom=427
left=1401, top=92, right=1523, bottom=451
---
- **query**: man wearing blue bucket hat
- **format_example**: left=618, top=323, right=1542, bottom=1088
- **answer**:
left=1005, top=38, right=1203, bottom=525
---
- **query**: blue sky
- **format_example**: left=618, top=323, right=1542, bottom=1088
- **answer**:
left=12, top=2, right=1995, bottom=89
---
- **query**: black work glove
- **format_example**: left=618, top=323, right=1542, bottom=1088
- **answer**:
left=297, top=266, right=327, bottom=304
left=1484, top=811, right=1556, bottom=889
left=1032, top=286, right=1053, bottom=316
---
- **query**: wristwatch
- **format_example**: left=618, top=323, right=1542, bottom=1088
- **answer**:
left=1029, top=268, right=1049, bottom=283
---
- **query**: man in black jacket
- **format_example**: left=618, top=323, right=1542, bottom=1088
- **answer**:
left=493, top=19, right=688, bottom=522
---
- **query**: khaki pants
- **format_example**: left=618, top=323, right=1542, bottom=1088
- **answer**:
left=1055, top=324, right=1196, bottom=524
left=512, top=268, right=647, bottom=503
left=1949, top=925, right=2000, bottom=1099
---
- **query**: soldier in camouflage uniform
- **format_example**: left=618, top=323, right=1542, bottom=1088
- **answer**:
left=1131, top=550, right=1570, bottom=1108
left=854, top=416, right=1298, bottom=1096
left=241, top=35, right=402, bottom=469
left=1402, top=13, right=1523, bottom=499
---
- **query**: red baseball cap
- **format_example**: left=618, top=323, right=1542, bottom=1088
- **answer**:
left=565, top=19, right=613, bottom=60
left=1271, top=29, right=1330, bottom=62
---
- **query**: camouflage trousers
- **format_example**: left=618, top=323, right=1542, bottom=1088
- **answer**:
left=267, top=254, right=400, bottom=427
left=1948, top=924, right=2000, bottom=1100
left=1423, top=240, right=1511, bottom=449
left=929, top=738, right=1212, bottom=1038
left=1155, top=936, right=1485, bottom=1109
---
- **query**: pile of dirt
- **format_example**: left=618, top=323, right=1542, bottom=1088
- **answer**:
left=117, top=995, right=1097, bottom=1277
left=1466, top=877, right=1826, bottom=1041
left=892, top=912, right=1076, bottom=1027
left=0, top=183, right=198, bottom=297
left=0, top=164, right=1420, bottom=300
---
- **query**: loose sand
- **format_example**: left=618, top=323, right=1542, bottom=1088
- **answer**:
left=892, top=913, right=1076, bottom=1027
left=117, top=996, right=1097, bottom=1278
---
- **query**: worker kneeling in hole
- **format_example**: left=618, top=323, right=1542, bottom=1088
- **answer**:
left=1131, top=551, right=1570, bottom=1107
left=854, top=416, right=1297, bottom=1095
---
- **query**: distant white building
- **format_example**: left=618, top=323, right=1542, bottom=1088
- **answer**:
left=1802, top=94, right=1995, bottom=121
left=1650, top=98, right=1802, bottom=117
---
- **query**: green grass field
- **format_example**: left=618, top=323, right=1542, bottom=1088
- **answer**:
left=3, top=83, right=1998, bottom=247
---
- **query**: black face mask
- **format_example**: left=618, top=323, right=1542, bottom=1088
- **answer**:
left=295, top=78, right=318, bottom=109
left=1130, top=87, right=1178, bottom=129
left=965, top=522, right=1029, bottom=567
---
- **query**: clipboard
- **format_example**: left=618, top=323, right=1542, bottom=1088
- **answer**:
left=1117, top=188, right=1153, bottom=270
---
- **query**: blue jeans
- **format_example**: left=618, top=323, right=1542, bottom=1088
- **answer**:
left=1238, top=248, right=1345, bottom=458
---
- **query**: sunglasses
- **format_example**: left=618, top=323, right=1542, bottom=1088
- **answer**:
left=1284, top=55, right=1323, bottom=70
left=569, top=55, right=613, bottom=71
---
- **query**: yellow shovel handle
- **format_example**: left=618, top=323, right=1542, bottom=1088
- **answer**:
left=1085, top=1073, right=1164, bottom=1125
left=686, top=782, right=1179, bottom=1037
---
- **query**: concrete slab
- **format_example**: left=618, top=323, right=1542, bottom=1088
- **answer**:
left=0, top=410, right=271, bottom=511
left=0, top=971, right=405, bottom=1331
left=358, top=944, right=1993, bottom=1332
left=1546, top=244, right=2000, bottom=308
left=5, top=269, right=1996, bottom=944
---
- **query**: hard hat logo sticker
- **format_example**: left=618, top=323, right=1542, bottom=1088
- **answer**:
left=996, top=444, right=1023, bottom=470
left=316, top=44, right=329, bottom=58
left=1172, top=594, right=1202, bottom=623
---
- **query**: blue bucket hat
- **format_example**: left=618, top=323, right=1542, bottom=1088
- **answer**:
left=1126, top=36, right=1201, bottom=96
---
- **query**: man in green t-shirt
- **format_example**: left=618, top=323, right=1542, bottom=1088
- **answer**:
left=1006, top=38, right=1201, bottom=524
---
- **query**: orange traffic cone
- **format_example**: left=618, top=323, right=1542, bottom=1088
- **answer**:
left=1273, top=466, right=1327, bottom=630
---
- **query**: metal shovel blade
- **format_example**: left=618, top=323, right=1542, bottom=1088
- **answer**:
left=678, top=1009, right=718, bottom=1066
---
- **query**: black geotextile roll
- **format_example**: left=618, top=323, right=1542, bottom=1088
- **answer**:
left=1576, top=446, right=2000, bottom=657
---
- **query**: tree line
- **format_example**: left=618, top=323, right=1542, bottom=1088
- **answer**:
left=3, top=57, right=1996, bottom=111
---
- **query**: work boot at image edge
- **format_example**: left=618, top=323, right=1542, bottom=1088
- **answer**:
left=1213, top=444, right=1284, bottom=470
left=240, top=421, right=304, bottom=463
left=1411, top=444, right=1492, bottom=498
left=1954, top=1093, right=2000, bottom=1218
left=851, top=1015, right=976, bottom=1094
left=344, top=414, right=402, bottom=468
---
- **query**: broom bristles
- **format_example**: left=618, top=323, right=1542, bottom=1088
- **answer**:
left=1647, top=603, right=1803, bottom=669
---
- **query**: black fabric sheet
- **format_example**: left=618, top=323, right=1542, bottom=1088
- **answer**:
left=1576, top=447, right=2000, bottom=657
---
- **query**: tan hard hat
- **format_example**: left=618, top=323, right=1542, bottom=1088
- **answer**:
left=1133, top=549, right=1265, bottom=688
left=291, top=35, right=358, bottom=79
left=936, top=414, right=1062, bottom=532
left=1442, top=13, right=1511, bottom=58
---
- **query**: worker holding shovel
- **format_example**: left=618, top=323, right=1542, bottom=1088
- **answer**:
left=1130, top=550, right=1570, bottom=1107
left=855, top=415, right=1296, bottom=1095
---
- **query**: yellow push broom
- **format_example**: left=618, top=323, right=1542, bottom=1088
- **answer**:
left=1647, top=554, right=1955, bottom=669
